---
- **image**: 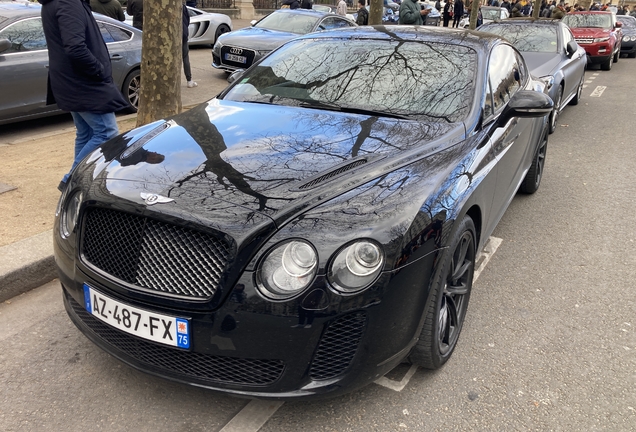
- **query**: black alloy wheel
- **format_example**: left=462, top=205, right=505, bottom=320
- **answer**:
left=409, top=216, right=476, bottom=369
left=548, top=85, right=562, bottom=134
left=519, top=130, right=548, bottom=194
left=569, top=75, right=584, bottom=106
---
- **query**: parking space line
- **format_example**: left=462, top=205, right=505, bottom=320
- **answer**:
left=219, top=399, right=284, bottom=432
left=373, top=236, right=503, bottom=393
left=590, top=86, right=607, bottom=97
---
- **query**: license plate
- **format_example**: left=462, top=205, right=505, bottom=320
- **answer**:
left=225, top=53, right=247, bottom=64
left=83, top=284, right=190, bottom=349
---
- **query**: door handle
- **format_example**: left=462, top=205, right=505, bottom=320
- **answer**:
left=110, top=54, right=123, bottom=61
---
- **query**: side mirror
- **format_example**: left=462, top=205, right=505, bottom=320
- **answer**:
left=616, top=21, right=622, bottom=28
left=497, top=90, right=553, bottom=127
left=227, top=69, right=245, bottom=83
left=566, top=40, right=577, bottom=57
left=0, top=38, right=11, bottom=54
left=250, top=20, right=257, bottom=26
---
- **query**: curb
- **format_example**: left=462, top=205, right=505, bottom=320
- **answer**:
left=0, top=230, right=56, bottom=303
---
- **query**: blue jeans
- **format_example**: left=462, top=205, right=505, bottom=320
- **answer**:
left=62, top=111, right=119, bottom=183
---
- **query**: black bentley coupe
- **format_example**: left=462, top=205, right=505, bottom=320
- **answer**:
left=54, top=26, right=552, bottom=399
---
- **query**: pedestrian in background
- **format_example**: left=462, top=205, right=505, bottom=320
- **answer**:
left=38, top=0, right=128, bottom=192
left=356, top=0, right=369, bottom=24
left=443, top=0, right=452, bottom=26
left=126, top=0, right=143, bottom=30
left=90, top=0, right=125, bottom=21
left=182, top=1, right=197, bottom=88
left=452, top=0, right=463, bottom=28
left=399, top=0, right=428, bottom=24
left=337, top=0, right=348, bottom=16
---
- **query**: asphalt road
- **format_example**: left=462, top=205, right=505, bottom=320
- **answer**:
left=1, top=58, right=635, bottom=431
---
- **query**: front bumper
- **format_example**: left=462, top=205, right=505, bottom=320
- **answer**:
left=620, top=40, right=636, bottom=54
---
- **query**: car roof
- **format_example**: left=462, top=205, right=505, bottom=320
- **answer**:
left=269, top=8, right=335, bottom=18
left=294, top=25, right=501, bottom=51
left=484, top=18, right=562, bottom=25
left=567, top=11, right=613, bottom=15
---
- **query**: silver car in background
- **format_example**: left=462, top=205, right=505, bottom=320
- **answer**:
left=212, top=9, right=356, bottom=73
left=0, top=1, right=141, bottom=125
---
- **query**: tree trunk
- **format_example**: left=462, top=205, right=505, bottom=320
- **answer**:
left=369, top=0, right=383, bottom=25
left=136, top=0, right=183, bottom=128
left=468, top=0, right=480, bottom=29
left=532, top=0, right=542, bottom=18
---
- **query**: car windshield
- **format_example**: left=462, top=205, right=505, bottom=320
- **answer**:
left=312, top=5, right=332, bottom=12
left=562, top=14, right=612, bottom=29
left=255, top=12, right=320, bottom=34
left=482, top=8, right=502, bottom=20
left=617, top=17, right=636, bottom=29
left=481, top=24, right=558, bottom=53
left=222, top=38, right=477, bottom=122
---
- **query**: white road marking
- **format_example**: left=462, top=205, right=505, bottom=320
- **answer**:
left=590, top=86, right=607, bottom=97
left=375, top=364, right=419, bottom=391
left=588, top=76, right=596, bottom=80
left=583, top=85, right=588, bottom=88
left=373, top=236, right=503, bottom=392
left=219, top=399, right=284, bottom=432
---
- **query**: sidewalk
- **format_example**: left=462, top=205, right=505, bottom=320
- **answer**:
left=0, top=18, right=260, bottom=302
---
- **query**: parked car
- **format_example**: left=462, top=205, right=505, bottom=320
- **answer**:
left=617, top=15, right=636, bottom=58
left=55, top=26, right=552, bottom=399
left=124, top=6, right=232, bottom=46
left=212, top=9, right=355, bottom=73
left=0, top=1, right=141, bottom=125
left=460, top=6, right=509, bottom=28
left=479, top=18, right=586, bottom=134
left=312, top=3, right=356, bottom=21
left=562, top=11, right=622, bottom=70
left=352, top=5, right=400, bottom=23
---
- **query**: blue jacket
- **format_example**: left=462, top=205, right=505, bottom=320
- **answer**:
left=39, top=0, right=128, bottom=113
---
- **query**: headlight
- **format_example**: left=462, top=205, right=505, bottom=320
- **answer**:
left=256, top=240, right=318, bottom=299
left=212, top=42, right=221, bottom=55
left=61, top=192, right=82, bottom=238
left=539, top=75, right=554, bottom=91
left=328, top=241, right=384, bottom=294
left=594, top=37, right=610, bottom=43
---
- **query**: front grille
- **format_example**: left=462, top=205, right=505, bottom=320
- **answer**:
left=220, top=45, right=256, bottom=68
left=82, top=208, right=232, bottom=299
left=298, top=160, right=367, bottom=190
left=575, top=38, right=593, bottom=44
left=309, top=312, right=367, bottom=381
left=68, top=295, right=285, bottom=386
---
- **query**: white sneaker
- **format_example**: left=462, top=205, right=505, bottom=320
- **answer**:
left=187, top=81, right=198, bottom=88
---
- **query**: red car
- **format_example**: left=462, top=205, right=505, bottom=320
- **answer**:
left=563, top=11, right=622, bottom=71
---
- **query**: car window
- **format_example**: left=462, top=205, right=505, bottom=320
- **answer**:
left=484, top=77, right=494, bottom=119
left=488, top=44, right=521, bottom=113
left=617, top=16, right=636, bottom=29
left=0, top=17, right=47, bottom=53
left=255, top=11, right=320, bottom=34
left=319, top=17, right=352, bottom=30
left=480, top=24, right=558, bottom=53
left=223, top=38, right=478, bottom=123
left=98, top=21, right=133, bottom=43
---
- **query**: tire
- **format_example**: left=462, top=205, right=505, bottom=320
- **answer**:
left=408, top=216, right=476, bottom=370
left=122, top=69, right=140, bottom=113
left=214, top=24, right=230, bottom=45
left=569, top=75, right=583, bottom=106
left=519, top=129, right=547, bottom=194
left=548, top=85, right=562, bottom=134
left=601, top=56, right=612, bottom=70
left=613, top=44, right=620, bottom=63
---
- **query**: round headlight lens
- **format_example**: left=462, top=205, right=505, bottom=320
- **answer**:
left=61, top=192, right=82, bottom=238
left=257, top=240, right=317, bottom=299
left=328, top=241, right=384, bottom=294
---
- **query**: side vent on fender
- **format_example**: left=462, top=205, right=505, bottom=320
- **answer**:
left=297, top=159, right=367, bottom=190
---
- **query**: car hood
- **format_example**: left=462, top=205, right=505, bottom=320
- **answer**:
left=522, top=52, right=561, bottom=77
left=92, top=99, right=464, bottom=226
left=218, top=27, right=300, bottom=51
left=570, top=27, right=611, bottom=38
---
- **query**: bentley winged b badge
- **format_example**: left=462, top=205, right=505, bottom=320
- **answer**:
left=140, top=193, right=174, bottom=206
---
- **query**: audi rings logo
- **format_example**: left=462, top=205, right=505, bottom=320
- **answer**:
left=229, top=47, right=243, bottom=55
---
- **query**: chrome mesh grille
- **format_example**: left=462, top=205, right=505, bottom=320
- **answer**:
left=68, top=295, right=285, bottom=386
left=309, top=312, right=367, bottom=381
left=82, top=208, right=232, bottom=299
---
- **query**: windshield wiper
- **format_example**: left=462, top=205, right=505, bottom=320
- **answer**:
left=298, top=101, right=409, bottom=120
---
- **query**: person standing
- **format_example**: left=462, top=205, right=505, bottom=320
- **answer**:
left=399, top=0, right=428, bottom=24
left=126, top=0, right=143, bottom=30
left=182, top=2, right=197, bottom=88
left=337, top=0, right=348, bottom=16
left=356, top=0, right=369, bottom=25
left=452, top=0, right=463, bottom=28
left=90, top=0, right=125, bottom=21
left=38, top=0, right=128, bottom=191
left=443, top=0, right=452, bottom=26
